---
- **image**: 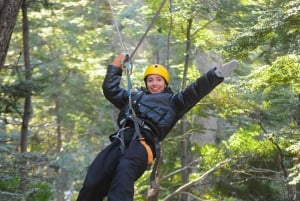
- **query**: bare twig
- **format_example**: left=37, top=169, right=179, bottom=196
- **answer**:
left=163, top=158, right=231, bottom=201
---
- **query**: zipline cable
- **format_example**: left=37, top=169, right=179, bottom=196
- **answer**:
left=107, top=0, right=168, bottom=60
left=130, top=0, right=168, bottom=60
left=107, top=0, right=127, bottom=52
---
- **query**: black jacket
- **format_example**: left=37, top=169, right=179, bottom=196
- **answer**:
left=102, top=65, right=223, bottom=141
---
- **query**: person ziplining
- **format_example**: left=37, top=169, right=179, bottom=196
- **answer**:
left=76, top=1, right=239, bottom=201
left=76, top=53, right=238, bottom=201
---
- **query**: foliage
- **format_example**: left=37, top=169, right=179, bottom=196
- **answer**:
left=222, top=0, right=300, bottom=62
left=0, top=0, right=299, bottom=200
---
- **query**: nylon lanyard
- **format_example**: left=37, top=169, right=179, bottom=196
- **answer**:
left=125, top=62, right=135, bottom=116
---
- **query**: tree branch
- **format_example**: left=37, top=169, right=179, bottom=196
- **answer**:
left=163, top=158, right=231, bottom=201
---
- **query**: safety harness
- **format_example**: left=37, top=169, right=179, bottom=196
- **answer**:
left=113, top=55, right=160, bottom=189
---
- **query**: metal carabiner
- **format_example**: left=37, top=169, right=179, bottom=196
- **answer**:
left=121, top=53, right=132, bottom=75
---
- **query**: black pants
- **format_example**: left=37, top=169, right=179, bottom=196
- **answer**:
left=76, top=138, right=148, bottom=201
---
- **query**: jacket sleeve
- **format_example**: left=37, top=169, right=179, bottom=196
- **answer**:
left=102, top=65, right=128, bottom=110
left=172, top=68, right=223, bottom=117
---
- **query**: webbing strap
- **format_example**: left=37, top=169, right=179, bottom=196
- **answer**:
left=115, top=125, right=128, bottom=152
left=128, top=115, right=160, bottom=190
left=140, top=138, right=154, bottom=164
left=122, top=55, right=136, bottom=116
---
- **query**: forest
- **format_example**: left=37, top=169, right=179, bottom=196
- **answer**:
left=0, top=0, right=299, bottom=200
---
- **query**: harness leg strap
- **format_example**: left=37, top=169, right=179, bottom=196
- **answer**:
left=128, top=115, right=160, bottom=189
left=139, top=137, right=153, bottom=164
left=129, top=118, right=154, bottom=165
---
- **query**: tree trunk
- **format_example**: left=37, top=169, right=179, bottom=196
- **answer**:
left=0, top=0, right=23, bottom=69
left=181, top=18, right=192, bottom=89
left=19, top=0, right=32, bottom=197
left=55, top=73, right=63, bottom=153
left=295, top=94, right=300, bottom=201
left=296, top=182, right=300, bottom=201
left=178, top=17, right=193, bottom=201
left=55, top=169, right=69, bottom=201
left=179, top=117, right=191, bottom=201
left=54, top=72, right=66, bottom=201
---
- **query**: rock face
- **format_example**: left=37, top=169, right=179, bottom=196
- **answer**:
left=196, top=50, right=223, bottom=73
left=190, top=50, right=224, bottom=145
left=190, top=115, right=218, bottom=145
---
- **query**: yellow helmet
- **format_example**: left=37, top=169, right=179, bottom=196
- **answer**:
left=144, top=64, right=170, bottom=84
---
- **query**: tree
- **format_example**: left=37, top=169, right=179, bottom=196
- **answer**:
left=223, top=0, right=300, bottom=62
left=0, top=0, right=23, bottom=69
left=1, top=0, right=299, bottom=200
left=18, top=0, right=32, bottom=197
left=210, top=54, right=300, bottom=200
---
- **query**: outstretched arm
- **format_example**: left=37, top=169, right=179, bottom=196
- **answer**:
left=102, top=54, right=129, bottom=110
left=173, top=60, right=239, bottom=116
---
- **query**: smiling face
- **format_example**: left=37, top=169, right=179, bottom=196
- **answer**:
left=145, top=74, right=167, bottom=94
